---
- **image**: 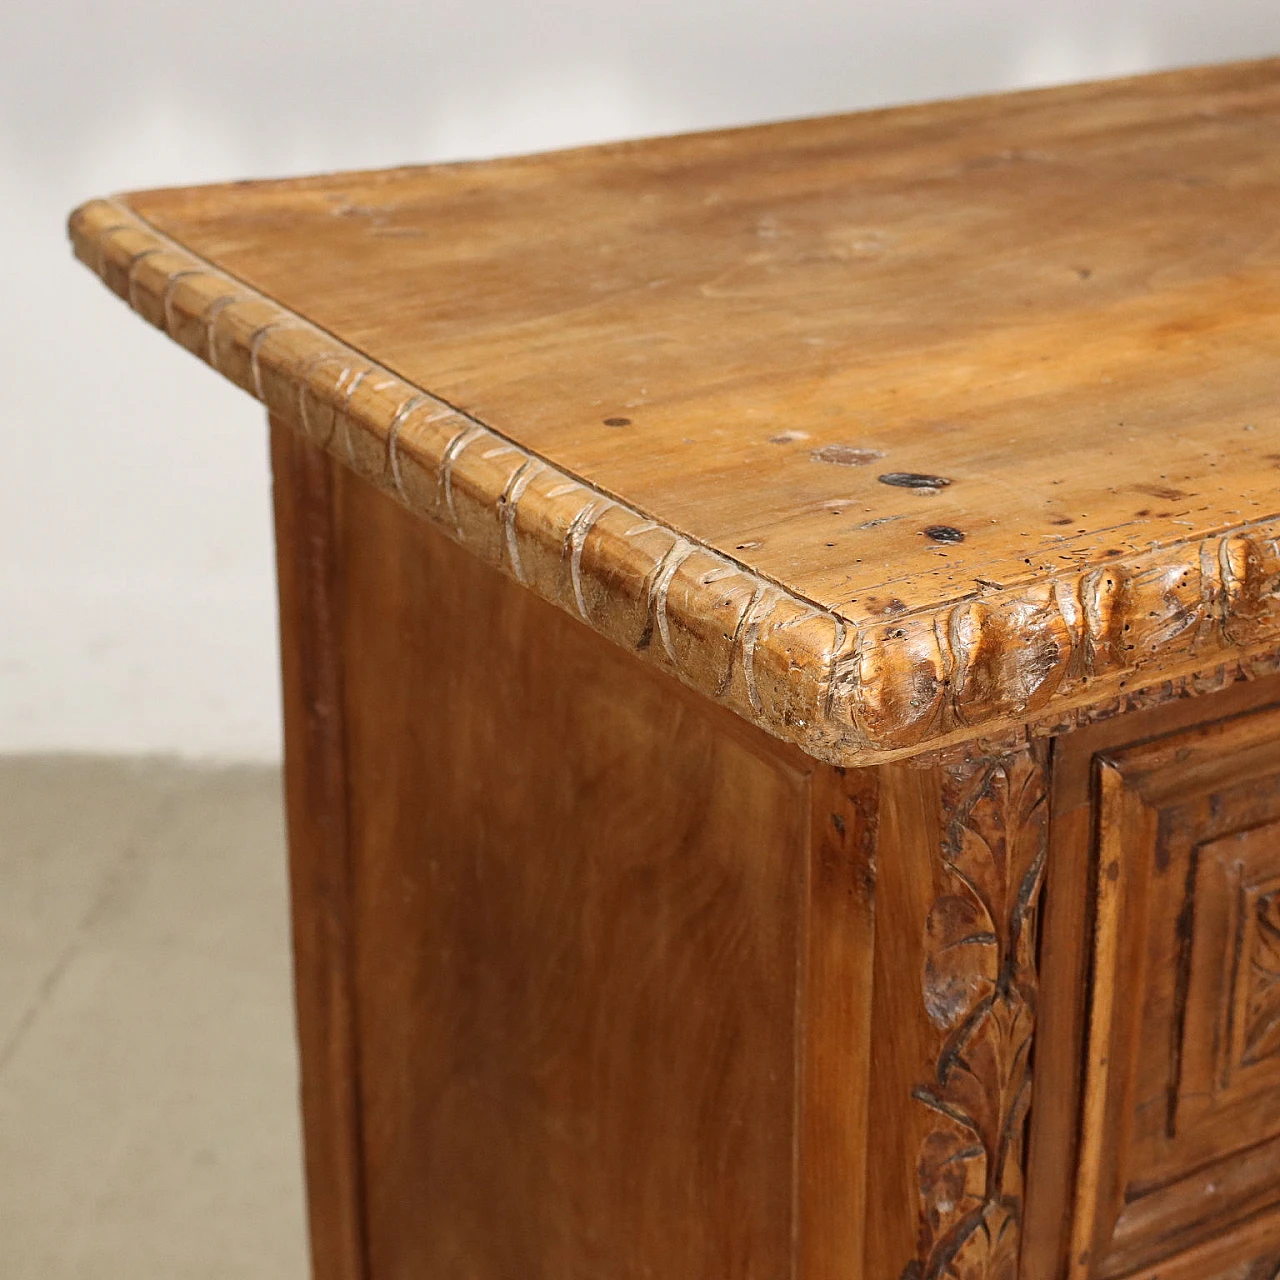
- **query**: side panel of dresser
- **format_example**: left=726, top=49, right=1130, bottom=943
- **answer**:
left=273, top=417, right=368, bottom=1280
left=1024, top=679, right=1280, bottom=1280
left=269, top=421, right=879, bottom=1280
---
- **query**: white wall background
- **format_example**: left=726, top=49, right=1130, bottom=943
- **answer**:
left=2, top=0, right=1278, bottom=760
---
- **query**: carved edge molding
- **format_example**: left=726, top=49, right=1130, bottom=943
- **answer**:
left=904, top=742, right=1049, bottom=1280
left=71, top=197, right=1280, bottom=765
left=71, top=196, right=861, bottom=762
left=916, top=651, right=1280, bottom=770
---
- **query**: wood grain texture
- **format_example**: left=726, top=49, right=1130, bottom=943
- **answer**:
left=1205, top=1249, right=1280, bottom=1280
left=1118, top=1232, right=1280, bottom=1280
left=71, top=57, right=1280, bottom=1280
left=274, top=430, right=879, bottom=1279
left=906, top=746, right=1047, bottom=1280
left=340, top=456, right=805, bottom=1280
left=1240, top=882, right=1280, bottom=1067
left=70, top=57, right=1280, bottom=763
left=800, top=765, right=879, bottom=1280
left=1083, top=712, right=1280, bottom=1279
left=271, top=421, right=368, bottom=1280
left=1023, top=673, right=1280, bottom=1280
left=860, top=740, right=1047, bottom=1280
left=1023, top=690, right=1280, bottom=1280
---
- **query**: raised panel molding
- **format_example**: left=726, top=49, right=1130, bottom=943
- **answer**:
left=1181, top=830, right=1280, bottom=1125
left=1217, top=1253, right=1280, bottom=1280
left=1241, top=884, right=1280, bottom=1068
left=1064, top=705, right=1280, bottom=1279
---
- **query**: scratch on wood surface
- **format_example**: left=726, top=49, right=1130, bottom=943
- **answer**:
left=202, top=293, right=244, bottom=373
left=160, top=267, right=205, bottom=334
left=72, top=195, right=1280, bottom=767
left=335, top=368, right=371, bottom=465
left=772, top=610, right=811, bottom=631
left=123, top=246, right=163, bottom=312
left=387, top=393, right=432, bottom=499
left=741, top=588, right=781, bottom=715
left=248, top=319, right=305, bottom=401
left=564, top=499, right=613, bottom=621
left=823, top=617, right=850, bottom=717
left=719, top=583, right=764, bottom=698
left=93, top=221, right=132, bottom=277
left=649, top=538, right=695, bottom=663
left=438, top=424, right=486, bottom=537
left=499, top=458, right=543, bottom=583
left=295, top=350, right=347, bottom=443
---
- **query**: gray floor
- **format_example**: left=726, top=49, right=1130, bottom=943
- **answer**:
left=0, top=757, right=308, bottom=1279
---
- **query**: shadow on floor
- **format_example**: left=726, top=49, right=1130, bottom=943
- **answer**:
left=0, top=756, right=307, bottom=1280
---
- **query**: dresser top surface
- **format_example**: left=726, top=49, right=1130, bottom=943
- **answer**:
left=72, top=57, right=1280, bottom=763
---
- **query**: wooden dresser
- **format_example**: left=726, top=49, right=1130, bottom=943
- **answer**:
left=71, top=57, right=1280, bottom=1280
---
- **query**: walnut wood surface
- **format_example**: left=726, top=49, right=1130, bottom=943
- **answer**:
left=801, top=765, right=879, bottom=1280
left=274, top=425, right=1280, bottom=1279
left=272, top=422, right=368, bottom=1280
left=272, top=427, right=879, bottom=1279
left=73, top=54, right=1280, bottom=1280
left=911, top=746, right=1047, bottom=1280
left=71, top=57, right=1280, bottom=763
left=862, top=743, right=1048, bottom=1280
left=1025, top=682, right=1280, bottom=1280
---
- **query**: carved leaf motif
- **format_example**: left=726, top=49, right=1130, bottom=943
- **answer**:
left=943, top=1201, right=1022, bottom=1280
left=917, top=1127, right=986, bottom=1238
left=924, top=893, right=996, bottom=1029
left=935, top=998, right=1035, bottom=1187
left=904, top=746, right=1048, bottom=1280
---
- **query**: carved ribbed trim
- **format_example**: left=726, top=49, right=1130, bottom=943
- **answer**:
left=70, top=196, right=1280, bottom=764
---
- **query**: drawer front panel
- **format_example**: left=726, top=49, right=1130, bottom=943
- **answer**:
left=1070, top=704, right=1280, bottom=1279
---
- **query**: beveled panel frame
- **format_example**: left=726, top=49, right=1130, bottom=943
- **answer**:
left=1024, top=691, right=1280, bottom=1280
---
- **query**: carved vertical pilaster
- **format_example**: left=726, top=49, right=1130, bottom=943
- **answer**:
left=901, top=742, right=1049, bottom=1280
